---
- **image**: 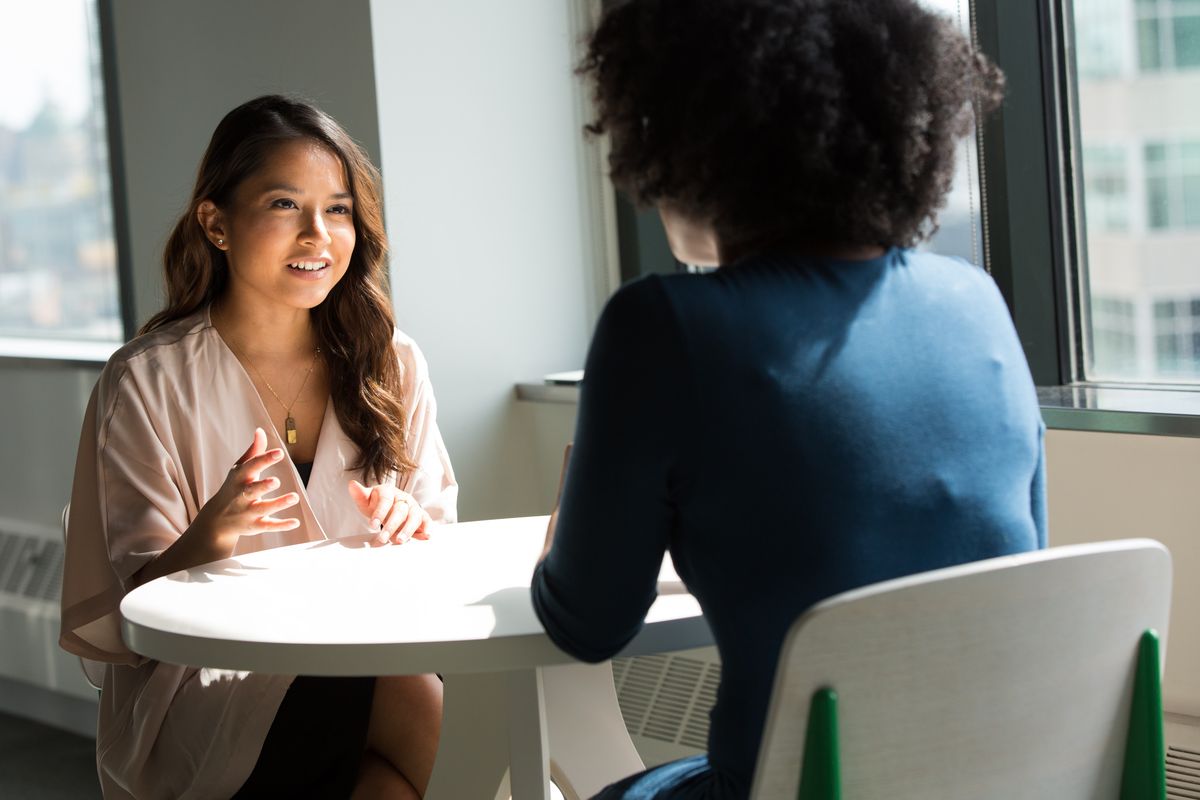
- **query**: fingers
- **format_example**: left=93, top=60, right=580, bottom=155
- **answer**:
left=241, top=490, right=302, bottom=533
left=241, top=476, right=280, bottom=501
left=378, top=494, right=410, bottom=544
left=348, top=480, right=372, bottom=516
left=391, top=500, right=423, bottom=544
left=410, top=510, right=434, bottom=541
left=237, top=448, right=285, bottom=482
left=369, top=488, right=393, bottom=535
left=235, top=427, right=268, bottom=467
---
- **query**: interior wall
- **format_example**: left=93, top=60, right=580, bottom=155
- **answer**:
left=1044, top=428, right=1200, bottom=717
left=104, top=0, right=382, bottom=327
left=369, top=0, right=605, bottom=521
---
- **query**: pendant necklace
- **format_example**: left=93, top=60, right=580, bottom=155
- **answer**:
left=229, top=340, right=321, bottom=447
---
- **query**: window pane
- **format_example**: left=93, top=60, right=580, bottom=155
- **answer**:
left=1146, top=176, right=1172, bottom=229
left=1173, top=13, right=1200, bottom=66
left=913, top=0, right=984, bottom=267
left=1137, top=18, right=1164, bottom=70
left=1076, top=0, right=1200, bottom=384
left=0, top=0, right=121, bottom=344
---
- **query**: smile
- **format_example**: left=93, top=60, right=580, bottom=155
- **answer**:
left=288, top=261, right=329, bottom=271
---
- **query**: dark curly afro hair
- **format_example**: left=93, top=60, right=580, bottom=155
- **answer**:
left=580, top=0, right=1005, bottom=254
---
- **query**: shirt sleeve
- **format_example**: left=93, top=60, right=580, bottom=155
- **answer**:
left=1031, top=422, right=1047, bottom=549
left=396, top=336, right=459, bottom=523
left=61, top=362, right=189, bottom=665
left=531, top=277, right=694, bottom=662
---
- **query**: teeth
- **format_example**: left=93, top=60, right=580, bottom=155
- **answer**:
left=289, top=261, right=326, bottom=271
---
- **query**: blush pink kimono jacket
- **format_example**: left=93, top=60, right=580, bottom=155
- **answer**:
left=59, top=309, right=458, bottom=799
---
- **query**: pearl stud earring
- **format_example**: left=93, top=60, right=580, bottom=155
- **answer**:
left=217, top=239, right=225, bottom=246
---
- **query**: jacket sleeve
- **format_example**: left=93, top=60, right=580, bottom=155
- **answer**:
left=532, top=277, right=694, bottom=662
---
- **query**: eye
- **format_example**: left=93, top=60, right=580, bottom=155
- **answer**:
left=328, top=204, right=352, bottom=215
left=271, top=198, right=298, bottom=210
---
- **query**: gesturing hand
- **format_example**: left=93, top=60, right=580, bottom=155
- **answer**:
left=196, top=427, right=301, bottom=548
left=130, top=428, right=302, bottom=589
left=348, top=480, right=432, bottom=546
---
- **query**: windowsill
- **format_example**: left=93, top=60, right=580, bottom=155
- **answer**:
left=0, top=337, right=120, bottom=367
left=518, top=380, right=1200, bottom=438
left=1036, top=384, right=1200, bottom=438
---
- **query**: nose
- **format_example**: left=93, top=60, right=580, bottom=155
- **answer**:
left=300, top=210, right=332, bottom=247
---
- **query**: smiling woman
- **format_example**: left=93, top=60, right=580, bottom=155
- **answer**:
left=59, top=95, right=458, bottom=799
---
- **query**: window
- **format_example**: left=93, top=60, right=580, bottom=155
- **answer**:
left=1091, top=296, right=1139, bottom=375
left=918, top=0, right=985, bottom=268
left=1136, top=0, right=1200, bottom=71
left=1072, top=1, right=1200, bottom=384
left=1082, top=145, right=1131, bottom=233
left=1144, top=141, right=1200, bottom=230
left=0, top=0, right=123, bottom=352
left=1153, top=296, right=1200, bottom=376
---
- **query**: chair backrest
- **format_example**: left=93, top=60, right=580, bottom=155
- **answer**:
left=749, top=539, right=1172, bottom=800
left=61, top=504, right=106, bottom=691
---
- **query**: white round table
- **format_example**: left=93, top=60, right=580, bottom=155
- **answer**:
left=121, top=516, right=711, bottom=800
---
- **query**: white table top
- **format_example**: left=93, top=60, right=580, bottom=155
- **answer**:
left=121, top=516, right=710, bottom=675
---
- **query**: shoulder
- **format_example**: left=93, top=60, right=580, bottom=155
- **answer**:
left=390, top=327, right=434, bottom=394
left=595, top=274, right=684, bottom=339
left=901, top=249, right=1003, bottom=298
left=97, top=313, right=211, bottom=398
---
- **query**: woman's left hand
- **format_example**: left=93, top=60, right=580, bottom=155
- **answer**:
left=348, top=480, right=433, bottom=545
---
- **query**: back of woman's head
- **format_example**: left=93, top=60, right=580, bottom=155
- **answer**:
left=581, top=0, right=1004, bottom=254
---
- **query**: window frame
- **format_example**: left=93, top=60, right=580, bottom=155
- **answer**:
left=972, top=0, right=1200, bottom=434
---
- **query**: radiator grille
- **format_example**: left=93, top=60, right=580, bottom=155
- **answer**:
left=1168, top=745, right=1200, bottom=800
left=612, top=653, right=721, bottom=749
left=0, top=529, right=63, bottom=603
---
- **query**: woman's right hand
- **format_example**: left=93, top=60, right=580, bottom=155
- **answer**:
left=194, top=427, right=301, bottom=550
left=131, top=428, right=300, bottom=588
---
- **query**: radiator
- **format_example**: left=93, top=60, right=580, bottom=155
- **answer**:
left=0, top=522, right=98, bottom=705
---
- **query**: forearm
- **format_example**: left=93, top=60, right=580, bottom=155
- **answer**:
left=129, top=514, right=236, bottom=589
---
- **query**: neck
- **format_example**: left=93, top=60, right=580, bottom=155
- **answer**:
left=719, top=235, right=888, bottom=266
left=210, top=294, right=318, bottom=360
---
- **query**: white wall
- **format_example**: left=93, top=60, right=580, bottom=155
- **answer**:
left=369, top=0, right=609, bottom=521
left=1045, top=429, right=1200, bottom=717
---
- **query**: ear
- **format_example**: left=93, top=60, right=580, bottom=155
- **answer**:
left=196, top=200, right=228, bottom=249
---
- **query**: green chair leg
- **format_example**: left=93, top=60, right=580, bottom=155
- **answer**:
left=1120, top=629, right=1166, bottom=800
left=798, top=688, right=841, bottom=800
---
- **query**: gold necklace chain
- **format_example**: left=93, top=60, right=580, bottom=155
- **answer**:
left=227, top=338, right=321, bottom=447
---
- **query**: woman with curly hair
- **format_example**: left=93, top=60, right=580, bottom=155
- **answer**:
left=60, top=95, right=455, bottom=798
left=531, top=1, right=1044, bottom=797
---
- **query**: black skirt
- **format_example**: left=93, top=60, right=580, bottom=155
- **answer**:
left=233, top=675, right=376, bottom=799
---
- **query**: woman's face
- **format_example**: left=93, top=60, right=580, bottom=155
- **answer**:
left=206, top=138, right=356, bottom=313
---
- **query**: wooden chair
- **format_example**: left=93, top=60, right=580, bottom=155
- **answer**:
left=749, top=539, right=1171, bottom=800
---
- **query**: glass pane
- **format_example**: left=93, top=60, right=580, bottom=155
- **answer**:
left=1138, top=18, right=1164, bottom=70
left=1183, top=174, right=1200, bottom=226
left=1173, top=15, right=1200, bottom=66
left=913, top=0, right=984, bottom=267
left=1146, top=176, right=1172, bottom=229
left=0, top=0, right=121, bottom=343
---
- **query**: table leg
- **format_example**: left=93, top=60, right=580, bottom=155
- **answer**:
left=507, top=668, right=551, bottom=800
left=425, top=671, right=513, bottom=800
left=544, top=662, right=645, bottom=800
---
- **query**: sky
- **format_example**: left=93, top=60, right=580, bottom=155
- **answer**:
left=0, top=0, right=92, bottom=129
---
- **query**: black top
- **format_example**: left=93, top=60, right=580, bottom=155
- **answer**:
left=295, top=461, right=313, bottom=488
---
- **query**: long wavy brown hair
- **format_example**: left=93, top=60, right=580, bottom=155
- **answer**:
left=142, top=94, right=414, bottom=483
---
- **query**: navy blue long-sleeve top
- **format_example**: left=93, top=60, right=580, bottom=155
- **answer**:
left=531, top=248, right=1046, bottom=798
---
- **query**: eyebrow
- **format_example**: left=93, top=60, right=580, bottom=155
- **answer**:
left=259, top=183, right=352, bottom=201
